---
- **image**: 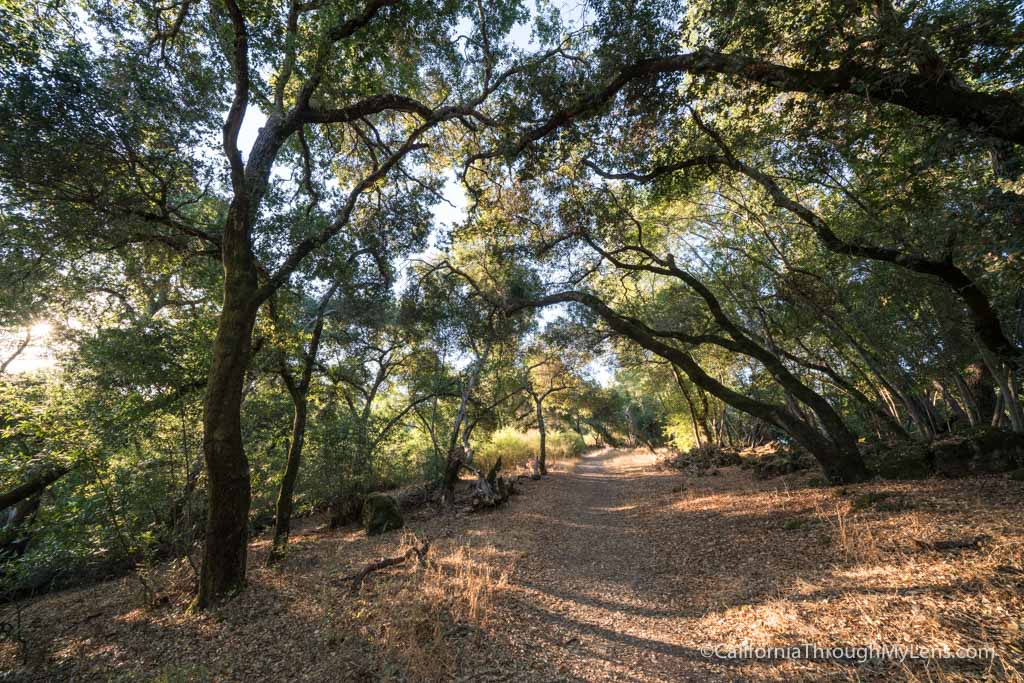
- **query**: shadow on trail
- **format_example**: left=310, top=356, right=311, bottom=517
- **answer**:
left=482, top=447, right=997, bottom=681
left=6, top=448, right=1008, bottom=681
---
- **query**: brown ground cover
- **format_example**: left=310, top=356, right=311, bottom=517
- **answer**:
left=2, top=447, right=1022, bottom=681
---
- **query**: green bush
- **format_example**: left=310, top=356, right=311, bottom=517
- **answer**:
left=475, top=428, right=586, bottom=471
left=476, top=427, right=533, bottom=470
left=548, top=430, right=587, bottom=460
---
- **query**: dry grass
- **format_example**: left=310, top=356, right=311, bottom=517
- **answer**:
left=2, top=449, right=1023, bottom=681
left=474, top=427, right=588, bottom=471
left=359, top=534, right=512, bottom=682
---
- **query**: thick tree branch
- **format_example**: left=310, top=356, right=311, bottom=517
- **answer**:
left=0, top=333, right=32, bottom=375
left=0, top=466, right=70, bottom=512
left=299, top=94, right=433, bottom=124
left=585, top=118, right=1022, bottom=366
left=480, top=48, right=1024, bottom=167
left=221, top=0, right=250, bottom=198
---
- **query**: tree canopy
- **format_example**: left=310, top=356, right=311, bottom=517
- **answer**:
left=1, top=0, right=1022, bottom=610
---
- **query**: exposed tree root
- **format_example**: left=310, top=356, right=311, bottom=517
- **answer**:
left=341, top=540, right=431, bottom=594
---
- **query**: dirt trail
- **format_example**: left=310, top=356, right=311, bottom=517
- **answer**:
left=466, top=448, right=1022, bottom=681
left=499, top=449, right=714, bottom=678
left=3, top=447, right=1022, bottom=681
left=486, top=448, right=760, bottom=681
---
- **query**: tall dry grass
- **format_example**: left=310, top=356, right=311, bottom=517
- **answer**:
left=358, top=534, right=511, bottom=682
left=474, top=427, right=586, bottom=470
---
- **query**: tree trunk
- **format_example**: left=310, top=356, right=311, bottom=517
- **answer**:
left=194, top=230, right=260, bottom=609
left=672, top=366, right=704, bottom=448
left=536, top=397, right=548, bottom=475
left=1, top=495, right=43, bottom=559
left=992, top=393, right=1007, bottom=428
left=698, top=390, right=716, bottom=445
left=441, top=446, right=466, bottom=503
left=270, top=396, right=307, bottom=559
left=964, top=361, right=999, bottom=425
left=772, top=408, right=867, bottom=483
left=937, top=380, right=968, bottom=426
left=269, top=298, right=329, bottom=557
left=952, top=373, right=979, bottom=427
left=981, top=348, right=1024, bottom=432
left=571, top=414, right=585, bottom=438
left=684, top=391, right=703, bottom=448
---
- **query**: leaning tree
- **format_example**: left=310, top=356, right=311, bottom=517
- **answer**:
left=0, top=0, right=570, bottom=606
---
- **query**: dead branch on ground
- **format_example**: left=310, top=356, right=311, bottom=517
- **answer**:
left=342, top=540, right=431, bottom=593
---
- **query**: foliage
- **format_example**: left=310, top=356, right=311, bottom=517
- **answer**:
left=475, top=427, right=587, bottom=471
left=1, top=0, right=1023, bottom=602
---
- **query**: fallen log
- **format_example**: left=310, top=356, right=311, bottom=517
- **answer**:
left=341, top=540, right=431, bottom=593
left=0, top=466, right=70, bottom=512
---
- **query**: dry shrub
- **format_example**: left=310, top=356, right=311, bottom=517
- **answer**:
left=475, top=427, right=586, bottom=471
left=362, top=534, right=510, bottom=682
left=815, top=501, right=883, bottom=564
left=424, top=543, right=508, bottom=625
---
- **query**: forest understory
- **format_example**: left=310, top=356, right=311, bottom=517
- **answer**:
left=4, top=0, right=1024, bottom=680
left=2, top=448, right=1021, bottom=682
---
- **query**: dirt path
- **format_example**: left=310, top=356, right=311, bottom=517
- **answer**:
left=495, top=448, right=722, bottom=680
left=3, top=447, right=1022, bottom=681
left=464, top=448, right=1022, bottom=681
left=485, top=448, right=765, bottom=681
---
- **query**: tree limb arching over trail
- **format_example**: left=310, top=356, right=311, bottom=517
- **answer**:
left=2, top=1, right=1024, bottom=674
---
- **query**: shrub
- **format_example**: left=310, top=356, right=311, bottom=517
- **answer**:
left=475, top=427, right=534, bottom=470
left=474, top=428, right=586, bottom=471
left=547, top=430, right=587, bottom=460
